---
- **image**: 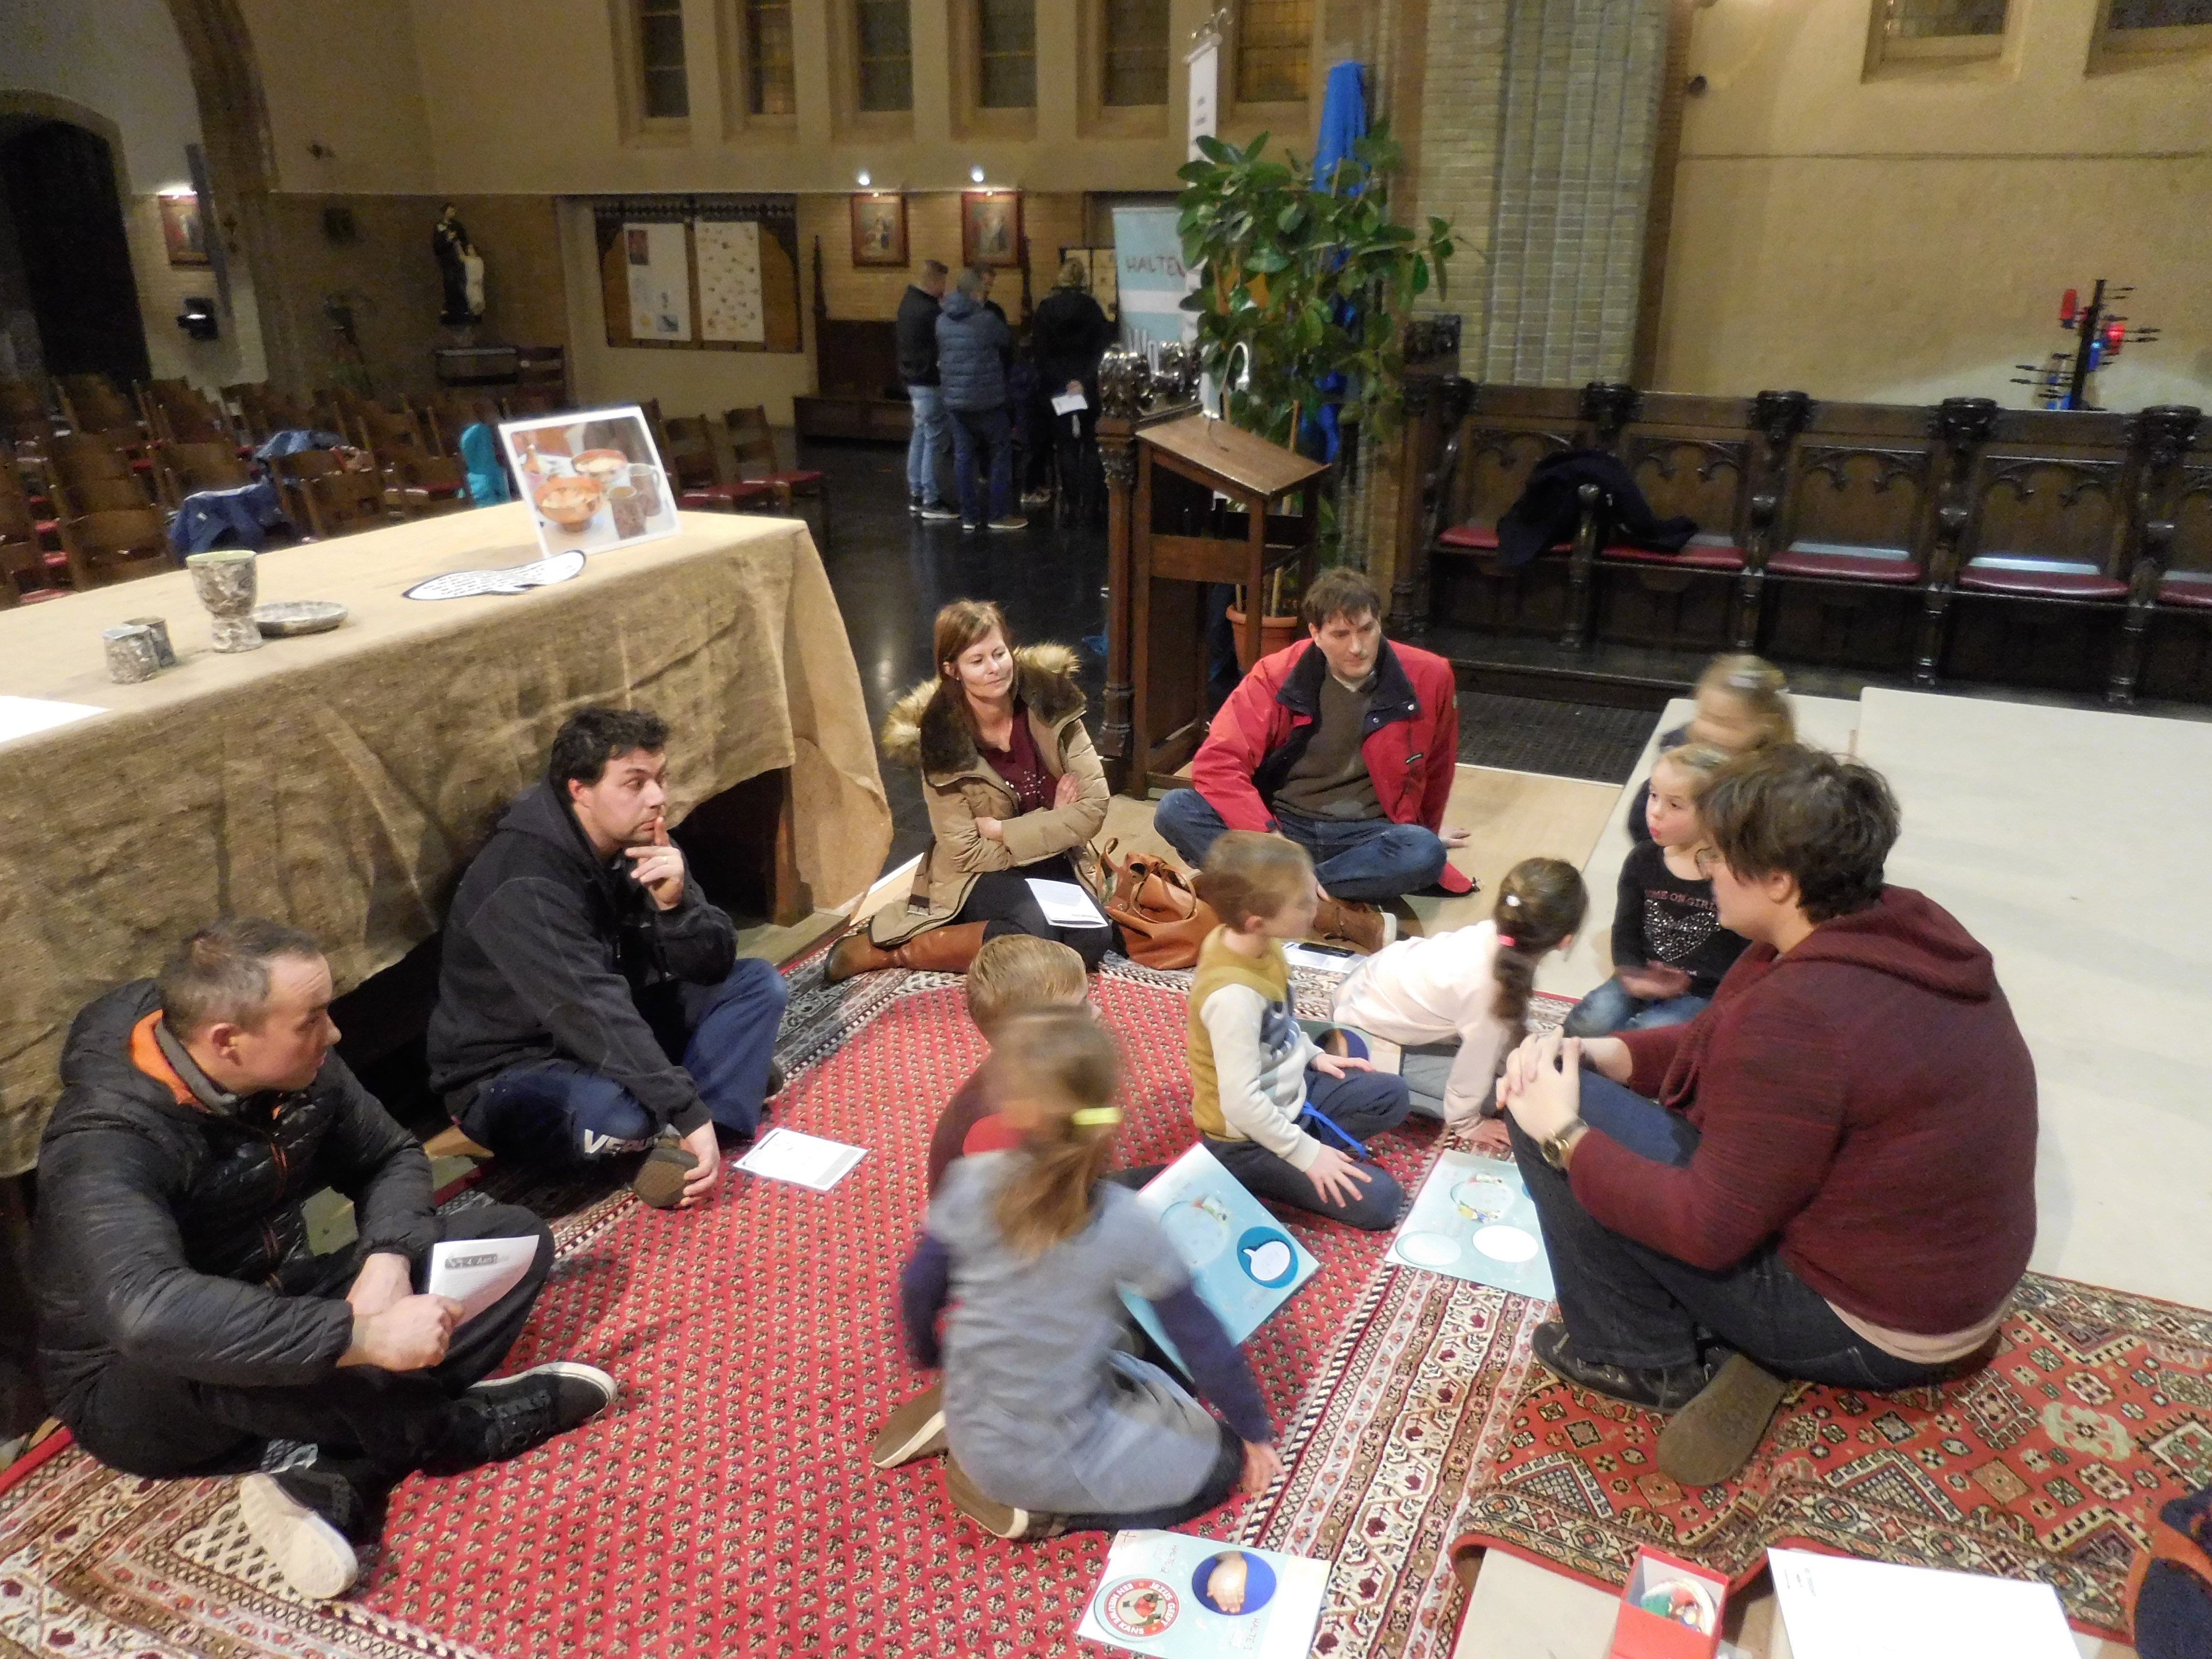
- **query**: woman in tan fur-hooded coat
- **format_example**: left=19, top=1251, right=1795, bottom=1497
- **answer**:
left=825, top=600, right=1113, bottom=982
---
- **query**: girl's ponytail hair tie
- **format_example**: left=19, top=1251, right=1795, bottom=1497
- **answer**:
left=1498, top=935, right=1518, bottom=949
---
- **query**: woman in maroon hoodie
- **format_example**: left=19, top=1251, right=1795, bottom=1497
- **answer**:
left=1499, top=744, right=2037, bottom=1484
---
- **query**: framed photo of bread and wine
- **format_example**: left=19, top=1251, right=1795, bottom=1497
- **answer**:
left=499, top=406, right=679, bottom=560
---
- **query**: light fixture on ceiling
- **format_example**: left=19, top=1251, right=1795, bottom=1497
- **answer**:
left=857, top=170, right=871, bottom=187
left=970, top=164, right=986, bottom=184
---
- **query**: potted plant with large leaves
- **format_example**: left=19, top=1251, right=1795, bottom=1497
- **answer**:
left=1177, top=122, right=1454, bottom=660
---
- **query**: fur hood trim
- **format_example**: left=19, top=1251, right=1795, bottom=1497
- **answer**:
left=879, top=642, right=1087, bottom=776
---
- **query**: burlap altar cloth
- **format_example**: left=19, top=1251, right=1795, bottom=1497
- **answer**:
left=0, top=505, right=890, bottom=1172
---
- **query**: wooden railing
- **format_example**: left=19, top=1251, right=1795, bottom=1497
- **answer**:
left=1392, top=379, right=2212, bottom=705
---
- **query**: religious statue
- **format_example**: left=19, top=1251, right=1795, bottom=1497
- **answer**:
left=433, top=204, right=484, bottom=326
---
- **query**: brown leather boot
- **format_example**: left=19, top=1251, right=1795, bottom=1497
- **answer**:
left=1312, top=897, right=1396, bottom=956
left=891, top=921, right=989, bottom=975
left=822, top=928, right=900, bottom=984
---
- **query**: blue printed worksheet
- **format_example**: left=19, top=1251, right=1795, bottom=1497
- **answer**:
left=1119, top=1144, right=1319, bottom=1369
left=1387, top=1148, right=1556, bottom=1298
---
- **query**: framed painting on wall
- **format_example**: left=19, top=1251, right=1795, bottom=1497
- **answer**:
left=849, top=193, right=907, bottom=267
left=159, top=192, right=209, bottom=266
left=962, top=191, right=1022, bottom=268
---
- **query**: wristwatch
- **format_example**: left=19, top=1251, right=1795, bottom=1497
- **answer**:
left=1539, top=1119, right=1588, bottom=1171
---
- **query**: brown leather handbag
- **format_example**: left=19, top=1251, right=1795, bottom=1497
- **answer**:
left=1095, top=840, right=1220, bottom=970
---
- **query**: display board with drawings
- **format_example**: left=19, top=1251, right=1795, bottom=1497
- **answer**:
left=592, top=196, right=803, bottom=353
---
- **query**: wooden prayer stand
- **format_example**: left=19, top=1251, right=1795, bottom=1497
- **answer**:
left=1100, top=352, right=1329, bottom=796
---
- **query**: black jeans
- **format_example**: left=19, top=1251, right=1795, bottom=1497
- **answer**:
left=951, top=852, right=1117, bottom=971
left=1064, top=1419, right=1244, bottom=1535
left=63, top=1202, right=555, bottom=1525
left=1512, top=1074, right=1950, bottom=1389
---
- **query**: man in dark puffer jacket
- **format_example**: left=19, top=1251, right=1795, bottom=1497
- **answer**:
left=427, top=706, right=789, bottom=1210
left=35, top=918, right=615, bottom=1602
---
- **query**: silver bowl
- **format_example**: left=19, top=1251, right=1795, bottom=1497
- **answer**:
left=253, top=600, right=349, bottom=637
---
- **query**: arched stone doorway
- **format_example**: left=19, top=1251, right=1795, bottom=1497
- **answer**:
left=0, top=109, right=151, bottom=388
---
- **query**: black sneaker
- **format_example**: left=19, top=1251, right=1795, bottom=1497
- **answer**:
left=986, top=514, right=1029, bottom=532
left=766, top=1058, right=787, bottom=1099
left=425, top=1361, right=618, bottom=1475
left=918, top=501, right=960, bottom=521
left=1530, top=1320, right=1708, bottom=1414
left=909, top=492, right=924, bottom=514
left=237, top=1466, right=367, bottom=1599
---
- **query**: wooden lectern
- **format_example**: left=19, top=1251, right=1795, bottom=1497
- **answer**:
left=1111, top=412, right=1329, bottom=796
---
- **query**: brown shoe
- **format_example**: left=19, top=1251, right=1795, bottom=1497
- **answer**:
left=823, top=928, right=898, bottom=984
left=630, top=1141, right=697, bottom=1209
left=1656, top=1353, right=1790, bottom=1486
left=944, top=1457, right=1065, bottom=1540
left=869, top=1383, right=947, bottom=1469
left=1312, top=897, right=1396, bottom=956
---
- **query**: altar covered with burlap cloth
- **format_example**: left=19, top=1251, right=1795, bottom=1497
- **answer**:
left=0, top=505, right=890, bottom=1173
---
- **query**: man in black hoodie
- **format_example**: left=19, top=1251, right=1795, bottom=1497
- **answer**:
left=428, top=706, right=788, bottom=1209
left=897, top=259, right=958, bottom=519
left=35, top=917, right=614, bottom=1602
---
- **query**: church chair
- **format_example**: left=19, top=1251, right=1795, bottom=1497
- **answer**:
left=60, top=507, right=172, bottom=589
left=662, top=416, right=771, bottom=512
left=300, top=468, right=395, bottom=539
left=722, top=405, right=830, bottom=541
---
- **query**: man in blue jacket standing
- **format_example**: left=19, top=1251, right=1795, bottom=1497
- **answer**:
left=936, top=266, right=1027, bottom=534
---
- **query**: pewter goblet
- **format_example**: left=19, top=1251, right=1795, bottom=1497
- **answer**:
left=186, top=549, right=264, bottom=653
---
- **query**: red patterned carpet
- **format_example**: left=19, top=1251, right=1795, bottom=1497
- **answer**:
left=0, top=961, right=1455, bottom=1659
left=1448, top=1271, right=2212, bottom=1641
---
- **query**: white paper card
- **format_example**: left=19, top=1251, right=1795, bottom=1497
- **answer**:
left=1051, top=390, right=1089, bottom=415
left=425, top=1235, right=540, bottom=1324
left=0, top=696, right=105, bottom=745
left=1768, top=1547, right=2076, bottom=1659
left=1079, top=1530, right=1327, bottom=1658
left=1025, top=878, right=1108, bottom=929
left=733, top=1127, right=866, bottom=1191
left=1282, top=943, right=1358, bottom=975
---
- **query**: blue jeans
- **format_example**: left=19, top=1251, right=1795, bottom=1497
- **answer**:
left=1206, top=1062, right=1412, bottom=1231
left=906, top=385, right=950, bottom=503
left=950, top=404, right=1012, bottom=527
left=1511, top=1073, right=1951, bottom=1389
left=1152, top=788, right=1448, bottom=903
left=1561, top=976, right=1709, bottom=1038
left=459, top=958, right=789, bottom=1160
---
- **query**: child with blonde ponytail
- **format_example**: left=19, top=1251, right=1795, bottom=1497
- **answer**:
left=1331, top=858, right=1588, bottom=1154
left=896, top=1010, right=1280, bottom=1540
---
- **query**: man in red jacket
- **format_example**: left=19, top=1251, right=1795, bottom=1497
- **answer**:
left=1154, top=568, right=1472, bottom=952
left=1499, top=745, right=2036, bottom=1484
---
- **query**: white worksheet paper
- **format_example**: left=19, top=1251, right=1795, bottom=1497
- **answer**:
left=1282, top=943, right=1358, bottom=976
left=0, top=696, right=105, bottom=745
left=1026, top=878, right=1109, bottom=928
left=425, top=1235, right=540, bottom=1324
left=1768, top=1547, right=2076, bottom=1659
left=1051, top=390, right=1089, bottom=415
left=733, top=1127, right=866, bottom=1191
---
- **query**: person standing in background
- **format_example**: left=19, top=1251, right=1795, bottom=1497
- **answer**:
left=898, top=260, right=958, bottom=521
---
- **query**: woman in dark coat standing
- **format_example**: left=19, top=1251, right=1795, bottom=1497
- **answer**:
left=1028, top=259, right=1114, bottom=516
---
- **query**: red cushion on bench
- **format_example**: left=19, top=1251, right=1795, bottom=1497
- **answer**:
left=1437, top=523, right=1499, bottom=550
left=1603, top=540, right=1743, bottom=572
left=1959, top=561, right=2127, bottom=601
left=1765, top=548, right=1923, bottom=585
left=2159, top=574, right=2212, bottom=610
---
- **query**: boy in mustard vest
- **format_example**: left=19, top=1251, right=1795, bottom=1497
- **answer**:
left=1187, top=832, right=1412, bottom=1231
